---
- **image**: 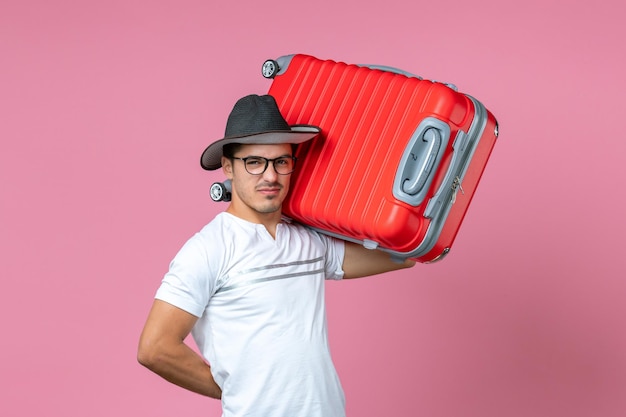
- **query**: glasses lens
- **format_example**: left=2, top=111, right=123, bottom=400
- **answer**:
left=243, top=157, right=267, bottom=175
left=273, top=157, right=295, bottom=174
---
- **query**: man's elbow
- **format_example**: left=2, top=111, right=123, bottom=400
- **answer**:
left=137, top=336, right=162, bottom=370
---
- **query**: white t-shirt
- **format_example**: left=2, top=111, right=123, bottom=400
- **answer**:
left=155, top=212, right=346, bottom=417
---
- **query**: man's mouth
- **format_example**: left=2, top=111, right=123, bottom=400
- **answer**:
left=256, top=184, right=282, bottom=194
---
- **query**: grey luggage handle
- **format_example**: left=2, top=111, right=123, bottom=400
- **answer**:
left=359, top=64, right=423, bottom=80
left=361, top=64, right=457, bottom=91
left=401, top=129, right=441, bottom=194
left=393, top=118, right=451, bottom=207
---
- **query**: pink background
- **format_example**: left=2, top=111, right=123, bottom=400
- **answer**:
left=1, top=0, right=625, bottom=416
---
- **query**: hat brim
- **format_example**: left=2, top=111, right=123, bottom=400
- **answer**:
left=200, top=125, right=320, bottom=170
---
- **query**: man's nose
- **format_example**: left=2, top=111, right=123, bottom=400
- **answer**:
left=262, top=162, right=279, bottom=180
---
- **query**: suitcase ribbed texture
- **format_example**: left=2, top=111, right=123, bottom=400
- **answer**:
left=266, top=54, right=496, bottom=260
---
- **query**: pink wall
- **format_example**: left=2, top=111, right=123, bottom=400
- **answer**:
left=2, top=0, right=625, bottom=416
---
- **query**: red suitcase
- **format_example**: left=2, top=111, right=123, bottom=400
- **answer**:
left=257, top=54, right=499, bottom=263
left=210, top=53, right=498, bottom=263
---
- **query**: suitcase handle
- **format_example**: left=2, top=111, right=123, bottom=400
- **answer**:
left=401, top=128, right=442, bottom=195
left=393, top=118, right=450, bottom=206
left=359, top=64, right=423, bottom=80
left=361, top=64, right=458, bottom=91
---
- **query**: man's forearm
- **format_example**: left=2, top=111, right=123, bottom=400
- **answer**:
left=138, top=340, right=222, bottom=399
left=342, top=241, right=416, bottom=279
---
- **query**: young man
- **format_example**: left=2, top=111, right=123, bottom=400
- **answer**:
left=138, top=94, right=415, bottom=417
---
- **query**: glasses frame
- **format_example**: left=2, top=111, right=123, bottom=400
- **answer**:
left=232, top=155, right=297, bottom=175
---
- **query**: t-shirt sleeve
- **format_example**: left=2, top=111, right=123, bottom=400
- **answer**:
left=311, top=231, right=345, bottom=281
left=154, top=235, right=215, bottom=317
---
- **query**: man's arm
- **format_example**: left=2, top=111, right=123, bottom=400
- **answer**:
left=137, top=299, right=222, bottom=399
left=342, top=241, right=416, bottom=279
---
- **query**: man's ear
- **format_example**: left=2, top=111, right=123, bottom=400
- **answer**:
left=222, top=157, right=233, bottom=179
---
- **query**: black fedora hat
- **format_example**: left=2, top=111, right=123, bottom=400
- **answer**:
left=200, top=94, right=320, bottom=170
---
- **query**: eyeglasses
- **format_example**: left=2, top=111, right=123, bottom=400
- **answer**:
left=232, top=156, right=297, bottom=175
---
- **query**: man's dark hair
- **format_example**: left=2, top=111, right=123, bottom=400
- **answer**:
left=222, top=143, right=242, bottom=160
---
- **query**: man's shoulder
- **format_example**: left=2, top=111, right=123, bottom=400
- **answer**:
left=197, top=211, right=241, bottom=233
left=185, top=213, right=233, bottom=247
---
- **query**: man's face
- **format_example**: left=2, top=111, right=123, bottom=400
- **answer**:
left=222, top=143, right=294, bottom=217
